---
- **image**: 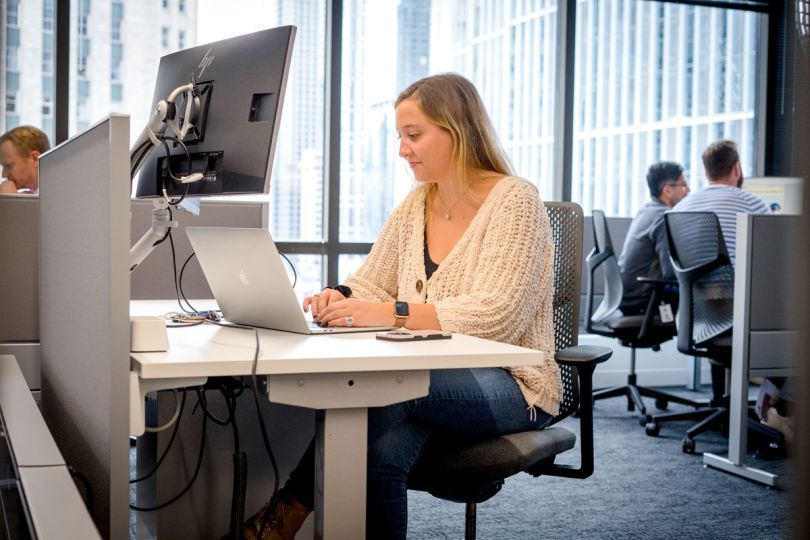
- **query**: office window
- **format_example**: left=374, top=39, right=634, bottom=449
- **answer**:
left=43, top=0, right=55, bottom=32
left=179, top=0, right=186, bottom=13
left=161, top=27, right=169, bottom=48
left=178, top=30, right=185, bottom=49
left=112, top=2, right=124, bottom=41
left=162, top=0, right=169, bottom=9
left=78, top=0, right=91, bottom=36
left=1, top=2, right=55, bottom=140
left=77, top=38, right=91, bottom=76
left=42, top=35, right=54, bottom=74
left=111, top=84, right=123, bottom=102
left=6, top=0, right=19, bottom=26
left=571, top=0, right=764, bottom=217
left=339, top=0, right=559, bottom=243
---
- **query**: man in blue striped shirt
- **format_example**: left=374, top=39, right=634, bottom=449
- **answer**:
left=671, top=139, right=769, bottom=264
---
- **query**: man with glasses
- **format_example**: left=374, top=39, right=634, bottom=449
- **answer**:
left=671, top=139, right=769, bottom=265
left=618, top=161, right=689, bottom=315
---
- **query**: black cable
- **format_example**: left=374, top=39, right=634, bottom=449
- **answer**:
left=200, top=320, right=281, bottom=497
left=162, top=135, right=194, bottom=178
left=151, top=206, right=173, bottom=249
left=193, top=386, right=234, bottom=426
left=130, top=396, right=208, bottom=512
left=248, top=327, right=281, bottom=499
left=130, top=390, right=188, bottom=484
left=278, top=251, right=298, bottom=288
left=178, top=251, right=200, bottom=314
left=68, top=466, right=94, bottom=513
left=167, top=231, right=197, bottom=315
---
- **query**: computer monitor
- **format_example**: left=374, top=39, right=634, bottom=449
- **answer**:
left=134, top=26, right=296, bottom=199
left=742, top=176, right=804, bottom=215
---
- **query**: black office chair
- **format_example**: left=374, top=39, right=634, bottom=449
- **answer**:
left=586, top=210, right=703, bottom=418
left=407, top=202, right=613, bottom=540
left=644, top=212, right=784, bottom=453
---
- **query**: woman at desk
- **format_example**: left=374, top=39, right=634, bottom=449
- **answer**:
left=240, top=73, right=561, bottom=540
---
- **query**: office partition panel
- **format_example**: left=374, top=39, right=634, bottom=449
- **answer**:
left=38, top=115, right=130, bottom=537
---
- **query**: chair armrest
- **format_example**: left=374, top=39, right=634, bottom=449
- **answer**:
left=533, top=345, right=613, bottom=480
left=636, top=276, right=677, bottom=340
left=555, top=345, right=612, bottom=366
left=636, top=276, right=678, bottom=286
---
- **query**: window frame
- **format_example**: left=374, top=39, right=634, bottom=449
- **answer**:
left=37, top=0, right=773, bottom=288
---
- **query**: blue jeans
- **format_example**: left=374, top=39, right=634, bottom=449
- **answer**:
left=282, top=367, right=552, bottom=539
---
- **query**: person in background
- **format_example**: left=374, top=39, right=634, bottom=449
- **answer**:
left=671, top=139, right=769, bottom=265
left=237, top=73, right=561, bottom=540
left=618, top=161, right=689, bottom=315
left=0, top=125, right=51, bottom=195
left=672, top=139, right=773, bottom=415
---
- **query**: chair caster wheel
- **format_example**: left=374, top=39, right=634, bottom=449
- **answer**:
left=682, top=437, right=696, bottom=454
left=654, top=398, right=668, bottom=410
left=645, top=422, right=660, bottom=437
left=638, top=414, right=651, bottom=427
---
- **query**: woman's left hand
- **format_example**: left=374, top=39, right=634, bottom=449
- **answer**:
left=317, top=298, right=393, bottom=328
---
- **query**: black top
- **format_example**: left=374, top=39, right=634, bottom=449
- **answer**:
left=424, top=233, right=439, bottom=280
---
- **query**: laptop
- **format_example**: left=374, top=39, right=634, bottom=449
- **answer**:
left=185, top=227, right=394, bottom=334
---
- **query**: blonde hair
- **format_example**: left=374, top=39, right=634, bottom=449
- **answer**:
left=395, top=73, right=513, bottom=200
left=0, top=125, right=51, bottom=156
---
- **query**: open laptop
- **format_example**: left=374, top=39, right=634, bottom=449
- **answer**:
left=185, top=227, right=394, bottom=334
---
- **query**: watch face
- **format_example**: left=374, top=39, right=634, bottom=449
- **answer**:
left=395, top=301, right=409, bottom=316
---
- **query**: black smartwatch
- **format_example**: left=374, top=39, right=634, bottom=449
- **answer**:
left=394, top=301, right=409, bottom=328
left=331, top=285, right=352, bottom=298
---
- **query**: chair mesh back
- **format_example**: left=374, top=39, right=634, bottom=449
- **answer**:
left=544, top=202, right=584, bottom=422
left=665, top=212, right=734, bottom=347
left=589, top=210, right=623, bottom=323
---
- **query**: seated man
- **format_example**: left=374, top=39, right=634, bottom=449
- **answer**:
left=618, top=161, right=688, bottom=315
left=672, top=139, right=769, bottom=265
left=0, top=125, right=51, bottom=195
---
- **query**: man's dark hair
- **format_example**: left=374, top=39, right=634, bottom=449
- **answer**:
left=702, top=139, right=739, bottom=180
left=646, top=161, right=684, bottom=198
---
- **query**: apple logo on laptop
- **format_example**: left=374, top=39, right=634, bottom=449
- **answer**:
left=238, top=269, right=251, bottom=287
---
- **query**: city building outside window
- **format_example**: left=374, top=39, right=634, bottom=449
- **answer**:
left=571, top=0, right=764, bottom=217
left=0, top=0, right=769, bottom=290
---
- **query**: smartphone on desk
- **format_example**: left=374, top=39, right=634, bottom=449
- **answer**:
left=376, top=329, right=452, bottom=342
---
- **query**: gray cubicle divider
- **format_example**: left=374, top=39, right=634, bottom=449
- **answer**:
left=0, top=196, right=41, bottom=391
left=130, top=199, right=268, bottom=300
left=703, top=213, right=801, bottom=486
left=38, top=115, right=130, bottom=537
left=0, top=196, right=39, bottom=342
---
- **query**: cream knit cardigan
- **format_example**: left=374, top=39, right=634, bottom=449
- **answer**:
left=345, top=176, right=562, bottom=417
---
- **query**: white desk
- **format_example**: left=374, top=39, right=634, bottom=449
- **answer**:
left=129, top=301, right=546, bottom=539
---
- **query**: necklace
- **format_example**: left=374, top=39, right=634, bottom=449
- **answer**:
left=436, top=192, right=465, bottom=220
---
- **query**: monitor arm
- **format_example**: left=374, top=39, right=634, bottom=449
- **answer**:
left=130, top=82, right=203, bottom=185
left=129, top=81, right=203, bottom=273
left=129, top=199, right=178, bottom=272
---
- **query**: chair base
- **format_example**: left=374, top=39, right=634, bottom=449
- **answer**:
left=593, top=374, right=708, bottom=416
left=645, top=405, right=785, bottom=455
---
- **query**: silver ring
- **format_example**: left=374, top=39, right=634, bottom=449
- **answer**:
left=346, top=316, right=354, bottom=327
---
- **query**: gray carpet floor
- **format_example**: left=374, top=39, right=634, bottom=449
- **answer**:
left=130, top=386, right=794, bottom=539
left=406, top=387, right=793, bottom=539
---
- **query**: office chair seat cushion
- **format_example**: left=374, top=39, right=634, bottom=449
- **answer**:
left=596, top=313, right=676, bottom=347
left=409, top=426, right=576, bottom=488
left=694, top=333, right=733, bottom=364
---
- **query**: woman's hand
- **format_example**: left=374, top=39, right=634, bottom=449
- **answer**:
left=303, top=287, right=346, bottom=322
left=316, top=298, right=394, bottom=328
